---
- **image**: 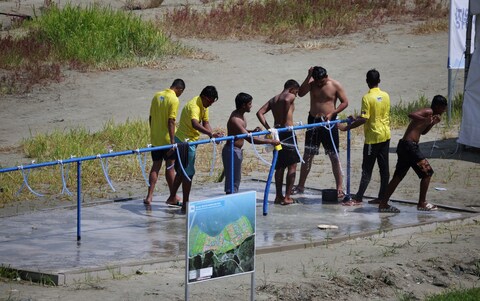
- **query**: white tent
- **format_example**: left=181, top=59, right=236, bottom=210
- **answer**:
left=458, top=0, right=480, bottom=148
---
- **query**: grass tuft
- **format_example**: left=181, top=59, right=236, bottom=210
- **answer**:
left=28, top=4, right=187, bottom=68
left=424, top=287, right=480, bottom=301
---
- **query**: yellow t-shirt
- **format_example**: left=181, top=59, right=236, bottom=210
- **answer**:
left=176, top=96, right=209, bottom=142
left=149, top=89, right=179, bottom=146
left=360, top=87, right=391, bottom=144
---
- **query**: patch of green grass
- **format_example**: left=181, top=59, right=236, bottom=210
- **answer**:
left=27, top=4, right=188, bottom=68
left=389, top=94, right=463, bottom=129
left=423, top=287, right=480, bottom=301
left=0, top=4, right=191, bottom=94
left=0, top=119, right=150, bottom=204
left=0, top=265, right=20, bottom=280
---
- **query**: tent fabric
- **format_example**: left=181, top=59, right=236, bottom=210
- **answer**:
left=458, top=4, right=480, bottom=148
left=471, top=0, right=480, bottom=14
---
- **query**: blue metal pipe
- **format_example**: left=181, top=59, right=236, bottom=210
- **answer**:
left=0, top=119, right=347, bottom=174
left=346, top=119, right=352, bottom=201
left=77, top=161, right=82, bottom=241
left=263, top=149, right=278, bottom=216
left=229, top=138, right=234, bottom=194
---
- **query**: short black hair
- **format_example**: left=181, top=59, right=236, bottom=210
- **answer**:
left=431, top=95, right=447, bottom=108
left=366, top=69, right=380, bottom=87
left=200, top=85, right=218, bottom=101
left=171, top=78, right=185, bottom=90
left=284, top=79, right=300, bottom=90
left=312, top=66, right=327, bottom=80
left=235, top=92, right=253, bottom=109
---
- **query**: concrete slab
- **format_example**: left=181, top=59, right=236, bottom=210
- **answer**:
left=0, top=179, right=477, bottom=285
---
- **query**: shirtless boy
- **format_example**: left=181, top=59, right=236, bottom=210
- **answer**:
left=222, top=92, right=280, bottom=194
left=256, top=80, right=300, bottom=205
left=294, top=66, right=349, bottom=200
left=377, top=95, right=448, bottom=213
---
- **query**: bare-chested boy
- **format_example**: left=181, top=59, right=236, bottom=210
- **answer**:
left=293, top=66, right=349, bottom=200
left=256, top=80, right=300, bottom=205
left=377, top=95, right=448, bottom=213
left=222, top=92, right=280, bottom=194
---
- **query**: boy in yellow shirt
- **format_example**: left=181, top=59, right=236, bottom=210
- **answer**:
left=145, top=79, right=185, bottom=206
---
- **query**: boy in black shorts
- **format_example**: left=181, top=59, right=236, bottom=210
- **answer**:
left=377, top=95, right=447, bottom=213
left=257, top=80, right=300, bottom=205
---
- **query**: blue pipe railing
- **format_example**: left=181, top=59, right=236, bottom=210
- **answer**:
left=0, top=119, right=350, bottom=240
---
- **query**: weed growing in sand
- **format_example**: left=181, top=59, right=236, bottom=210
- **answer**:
left=463, top=168, right=473, bottom=188
left=350, top=267, right=366, bottom=288
left=322, top=264, right=339, bottom=281
left=259, top=262, right=268, bottom=288
left=448, top=230, right=460, bottom=244
left=442, top=165, right=456, bottom=184
left=381, top=243, right=402, bottom=257
left=472, top=260, right=480, bottom=277
left=424, top=287, right=480, bottom=301
left=72, top=274, right=105, bottom=290
left=301, top=262, right=308, bottom=277
left=0, top=265, right=20, bottom=280
left=434, top=226, right=461, bottom=244
left=368, top=235, right=380, bottom=246
left=161, top=0, right=448, bottom=43
left=348, top=248, right=363, bottom=257
left=38, top=274, right=56, bottom=286
left=106, top=266, right=127, bottom=280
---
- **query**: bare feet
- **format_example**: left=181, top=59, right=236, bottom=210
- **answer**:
left=274, top=196, right=294, bottom=206
left=342, top=199, right=362, bottom=206
left=283, top=197, right=295, bottom=205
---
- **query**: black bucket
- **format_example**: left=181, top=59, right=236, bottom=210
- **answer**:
left=322, top=189, right=338, bottom=204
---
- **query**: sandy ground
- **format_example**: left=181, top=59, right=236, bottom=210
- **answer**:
left=1, top=0, right=480, bottom=300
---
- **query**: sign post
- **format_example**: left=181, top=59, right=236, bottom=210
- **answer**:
left=185, top=191, right=257, bottom=300
left=448, top=0, right=475, bottom=121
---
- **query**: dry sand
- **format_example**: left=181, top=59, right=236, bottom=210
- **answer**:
left=1, top=0, right=480, bottom=300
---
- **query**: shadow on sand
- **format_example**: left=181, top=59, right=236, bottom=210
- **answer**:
left=388, top=137, right=480, bottom=164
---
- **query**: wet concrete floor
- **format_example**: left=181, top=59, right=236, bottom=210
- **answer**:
left=0, top=179, right=476, bottom=284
